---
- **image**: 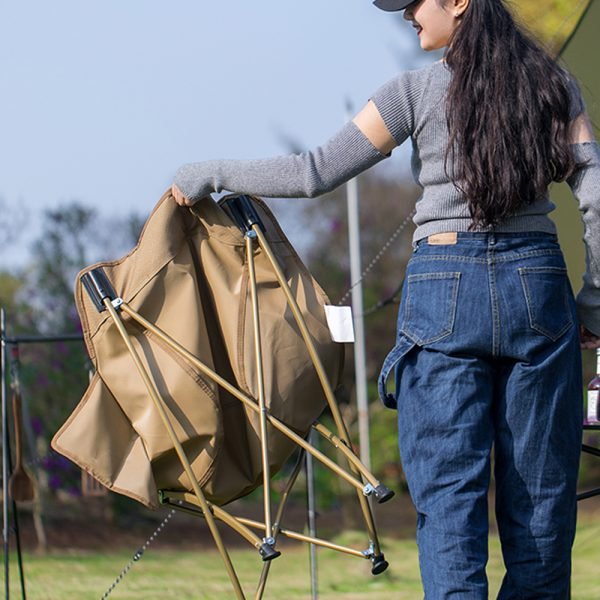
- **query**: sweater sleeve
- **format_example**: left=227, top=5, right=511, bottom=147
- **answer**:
left=173, top=121, right=387, bottom=202
left=567, top=141, right=600, bottom=336
left=369, top=68, right=427, bottom=146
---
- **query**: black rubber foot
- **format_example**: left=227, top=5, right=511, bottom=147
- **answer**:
left=374, top=484, right=395, bottom=504
left=371, top=553, right=389, bottom=575
left=259, top=543, right=281, bottom=562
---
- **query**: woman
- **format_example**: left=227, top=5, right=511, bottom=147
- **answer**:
left=172, top=0, right=600, bottom=596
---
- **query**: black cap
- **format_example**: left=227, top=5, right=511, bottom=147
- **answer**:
left=373, top=0, right=414, bottom=11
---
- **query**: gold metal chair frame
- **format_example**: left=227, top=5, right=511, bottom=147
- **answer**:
left=80, top=195, right=393, bottom=599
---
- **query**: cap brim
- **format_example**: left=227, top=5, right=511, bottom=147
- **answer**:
left=373, top=0, right=414, bottom=11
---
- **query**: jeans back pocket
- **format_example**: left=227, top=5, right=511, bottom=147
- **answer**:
left=518, top=266, right=573, bottom=341
left=400, top=272, right=461, bottom=345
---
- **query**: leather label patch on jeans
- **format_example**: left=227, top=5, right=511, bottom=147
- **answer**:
left=428, top=232, right=458, bottom=245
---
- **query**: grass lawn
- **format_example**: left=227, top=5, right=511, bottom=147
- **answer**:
left=5, top=508, right=600, bottom=599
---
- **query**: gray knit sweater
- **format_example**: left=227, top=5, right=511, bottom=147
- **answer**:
left=371, top=60, right=578, bottom=239
left=174, top=60, right=600, bottom=335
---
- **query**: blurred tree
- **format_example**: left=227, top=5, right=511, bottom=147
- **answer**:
left=0, top=270, right=27, bottom=317
left=24, top=202, right=145, bottom=333
left=27, top=203, right=96, bottom=333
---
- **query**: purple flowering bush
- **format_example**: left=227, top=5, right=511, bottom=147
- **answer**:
left=42, top=451, right=81, bottom=498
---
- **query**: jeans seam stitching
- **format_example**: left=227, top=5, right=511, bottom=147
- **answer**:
left=489, top=256, right=500, bottom=356
left=518, top=268, right=573, bottom=341
left=410, top=249, right=562, bottom=265
left=402, top=273, right=461, bottom=345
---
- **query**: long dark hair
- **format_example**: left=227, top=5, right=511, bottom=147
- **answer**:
left=444, top=0, right=581, bottom=228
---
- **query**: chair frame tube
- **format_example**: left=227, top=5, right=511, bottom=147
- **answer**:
left=251, top=224, right=385, bottom=558
left=246, top=232, right=274, bottom=545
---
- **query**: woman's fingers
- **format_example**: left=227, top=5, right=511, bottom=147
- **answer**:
left=580, top=325, right=600, bottom=350
left=171, top=184, right=194, bottom=206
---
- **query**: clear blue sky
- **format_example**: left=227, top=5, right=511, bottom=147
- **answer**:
left=1, top=0, right=435, bottom=267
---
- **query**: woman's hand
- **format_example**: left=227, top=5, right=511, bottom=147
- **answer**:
left=580, top=325, right=600, bottom=350
left=171, top=184, right=195, bottom=207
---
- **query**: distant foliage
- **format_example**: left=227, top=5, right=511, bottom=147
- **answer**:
left=26, top=202, right=145, bottom=333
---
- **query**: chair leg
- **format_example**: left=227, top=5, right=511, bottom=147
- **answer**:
left=246, top=233, right=275, bottom=551
left=255, top=451, right=305, bottom=599
left=253, top=225, right=391, bottom=571
left=103, top=299, right=246, bottom=599
left=160, top=491, right=281, bottom=562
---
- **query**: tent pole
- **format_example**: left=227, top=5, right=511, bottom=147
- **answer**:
left=1, top=308, right=10, bottom=599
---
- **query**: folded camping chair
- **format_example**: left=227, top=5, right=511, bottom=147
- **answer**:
left=52, top=191, right=394, bottom=599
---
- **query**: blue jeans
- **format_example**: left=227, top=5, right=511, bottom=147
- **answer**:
left=378, top=232, right=583, bottom=599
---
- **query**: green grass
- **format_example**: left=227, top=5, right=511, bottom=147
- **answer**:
left=5, top=515, right=600, bottom=599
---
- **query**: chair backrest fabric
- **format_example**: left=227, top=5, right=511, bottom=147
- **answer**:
left=52, top=192, right=344, bottom=509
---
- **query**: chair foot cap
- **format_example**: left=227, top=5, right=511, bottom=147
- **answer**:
left=374, top=484, right=395, bottom=504
left=259, top=542, right=281, bottom=562
left=371, top=553, right=389, bottom=575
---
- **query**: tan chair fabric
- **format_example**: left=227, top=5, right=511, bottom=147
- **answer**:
left=52, top=192, right=344, bottom=509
